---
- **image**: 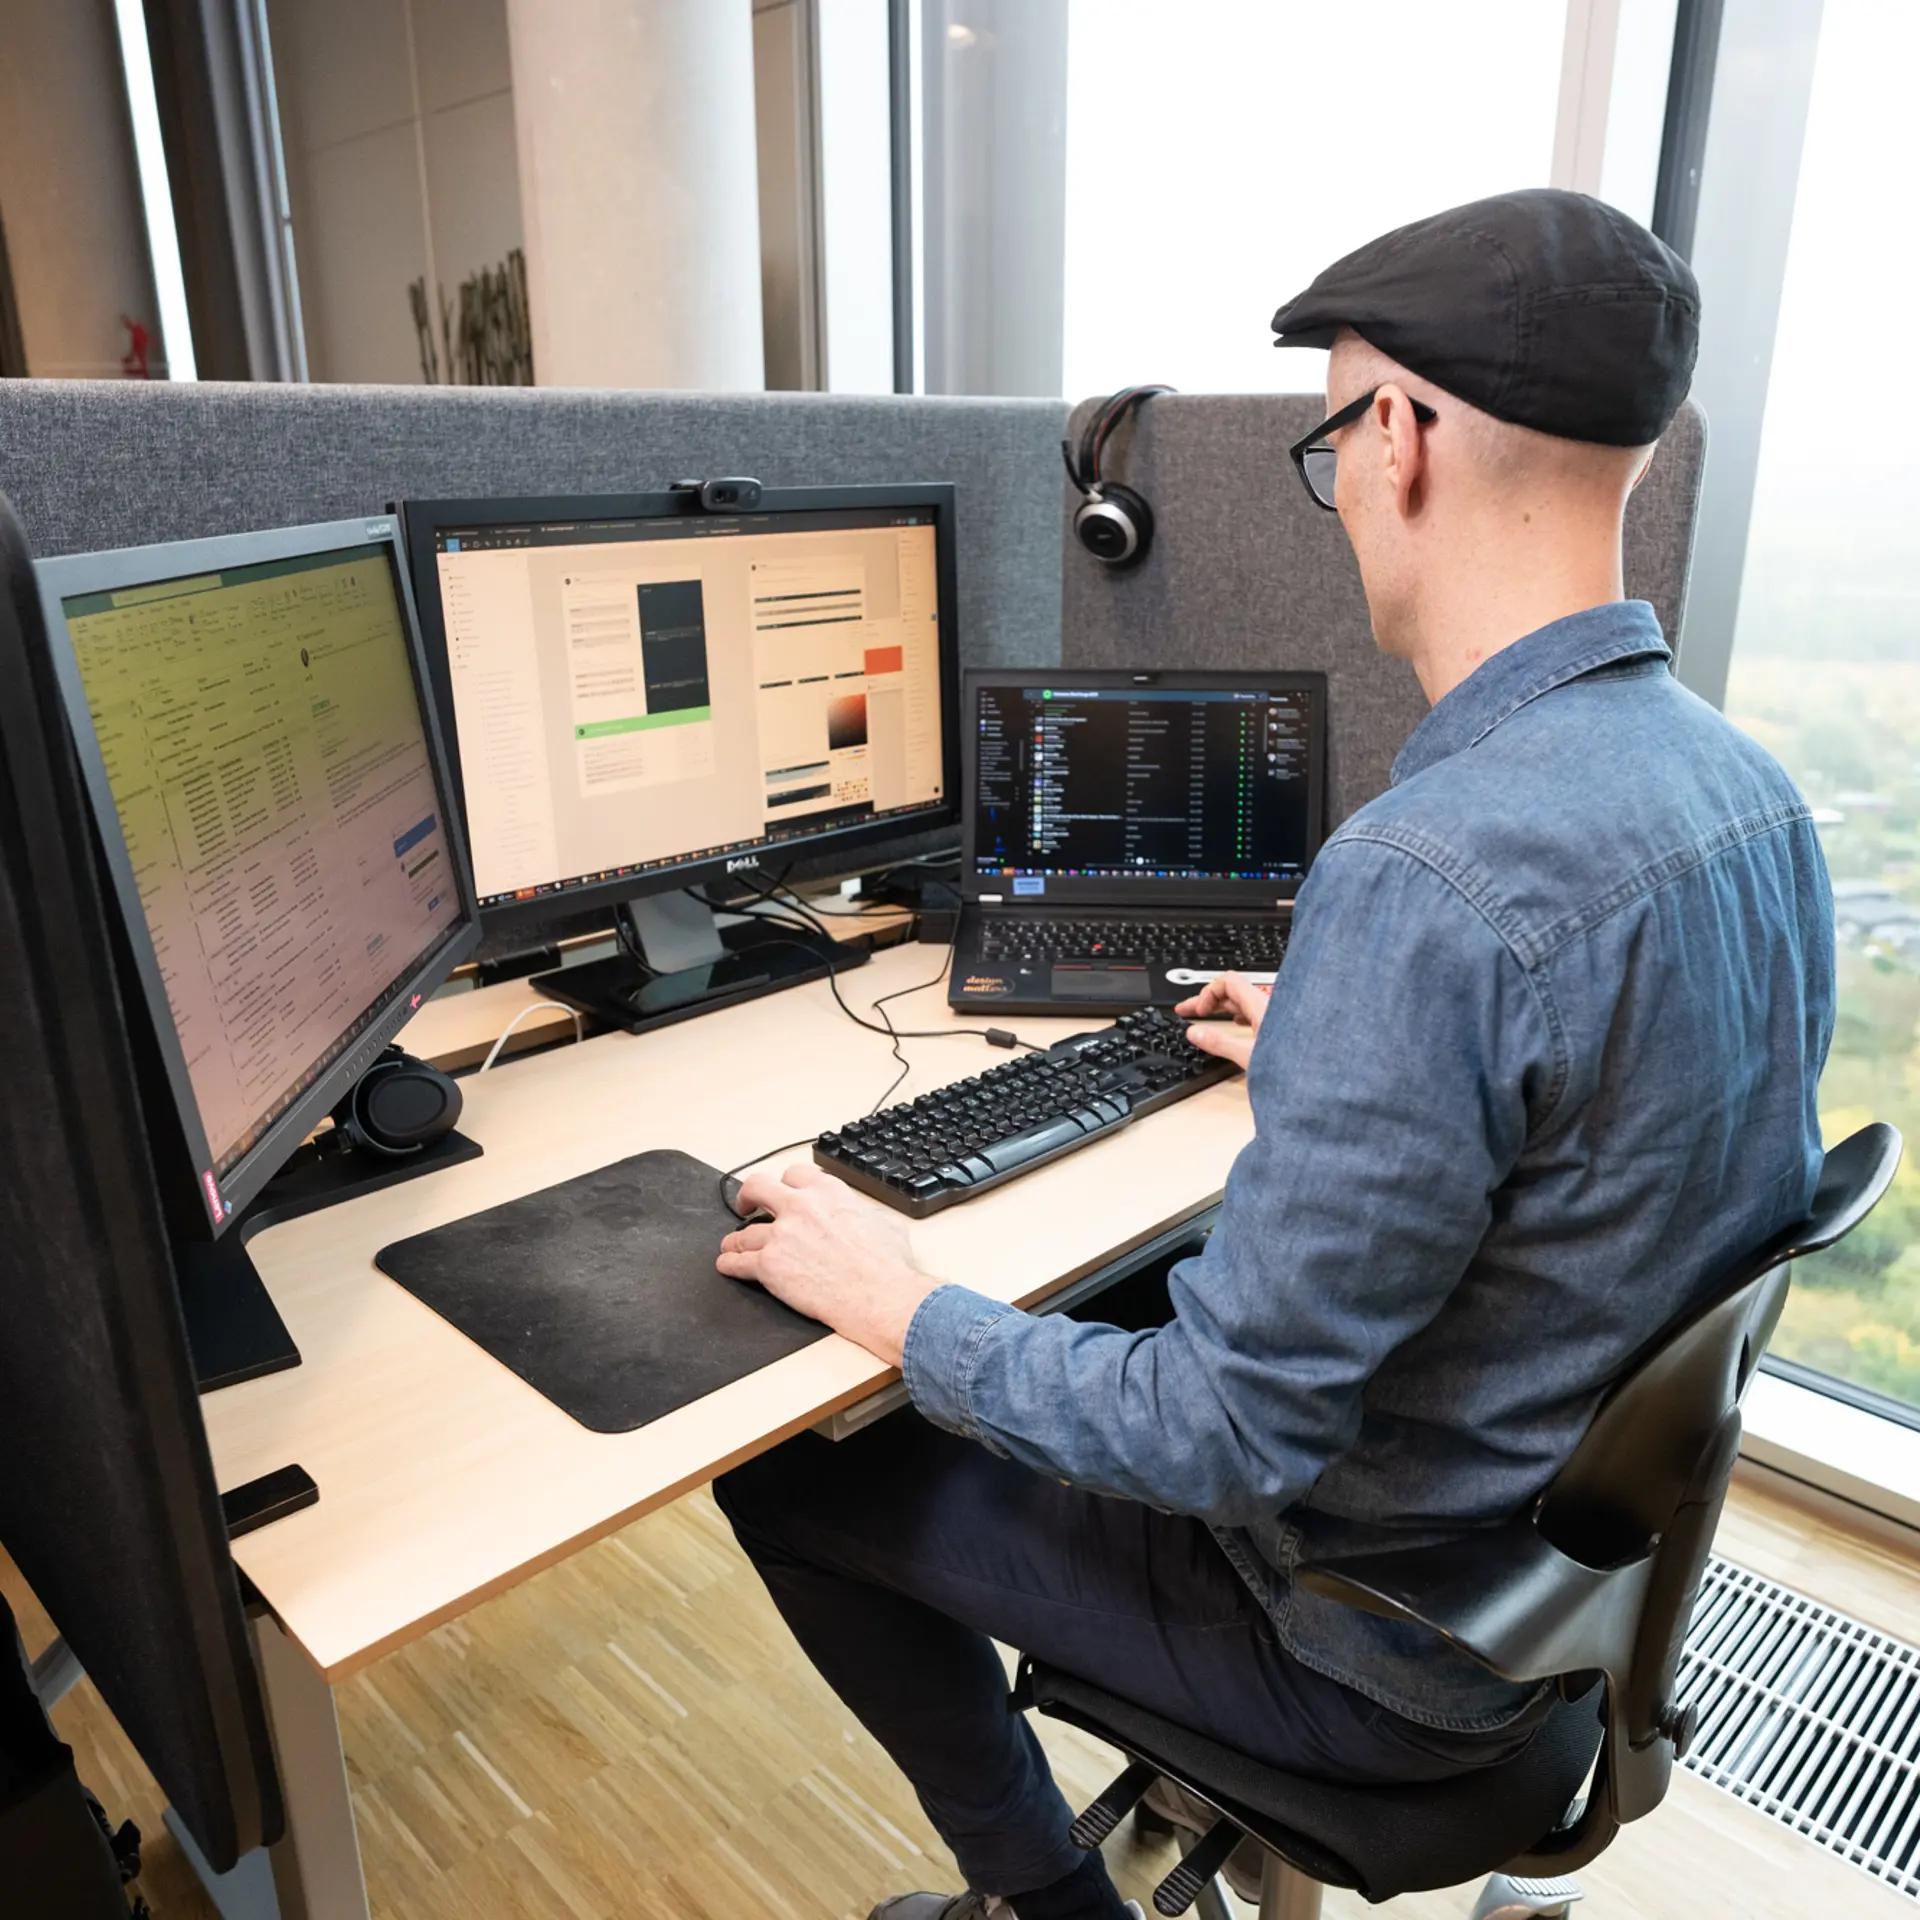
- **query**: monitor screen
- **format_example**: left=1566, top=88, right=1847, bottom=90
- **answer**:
left=412, top=496, right=955, bottom=913
left=970, top=678, right=1322, bottom=889
left=48, top=526, right=476, bottom=1228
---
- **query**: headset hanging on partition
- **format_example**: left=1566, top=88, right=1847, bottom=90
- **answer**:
left=1064, top=384, right=1173, bottom=570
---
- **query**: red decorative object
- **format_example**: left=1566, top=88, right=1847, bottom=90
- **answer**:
left=120, top=316, right=152, bottom=379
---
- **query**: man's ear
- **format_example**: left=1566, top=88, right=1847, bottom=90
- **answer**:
left=1376, top=383, right=1428, bottom=517
left=1629, top=443, right=1658, bottom=491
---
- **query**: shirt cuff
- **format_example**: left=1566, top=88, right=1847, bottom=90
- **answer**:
left=901, top=1283, right=1019, bottom=1442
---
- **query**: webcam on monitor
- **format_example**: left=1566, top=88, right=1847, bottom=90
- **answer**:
left=669, top=475, right=763, bottom=512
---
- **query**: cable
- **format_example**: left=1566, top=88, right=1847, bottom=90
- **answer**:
left=715, top=874, right=1038, bottom=1211
left=477, top=998, right=583, bottom=1074
left=713, top=926, right=956, bottom=1215
left=775, top=894, right=904, bottom=919
left=876, top=852, right=962, bottom=873
left=746, top=875, right=1040, bottom=1051
left=715, top=1132, right=820, bottom=1216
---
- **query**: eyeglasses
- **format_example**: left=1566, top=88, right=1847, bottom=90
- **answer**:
left=1288, top=387, right=1439, bottom=512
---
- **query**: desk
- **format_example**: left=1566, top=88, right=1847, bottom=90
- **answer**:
left=198, top=942, right=1252, bottom=1917
left=396, top=899, right=916, bottom=1071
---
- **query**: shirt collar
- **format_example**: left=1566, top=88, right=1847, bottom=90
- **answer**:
left=1390, top=601, right=1672, bottom=787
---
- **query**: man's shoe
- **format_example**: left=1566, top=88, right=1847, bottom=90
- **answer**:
left=867, top=1896, right=1145, bottom=1919
left=1141, top=1778, right=1265, bottom=1904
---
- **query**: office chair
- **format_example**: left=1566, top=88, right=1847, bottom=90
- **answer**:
left=1019, top=1122, right=1901, bottom=1920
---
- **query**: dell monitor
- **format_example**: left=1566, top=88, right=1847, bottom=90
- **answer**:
left=37, top=515, right=482, bottom=1388
left=402, top=485, right=960, bottom=1030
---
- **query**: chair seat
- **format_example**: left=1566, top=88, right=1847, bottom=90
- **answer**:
left=1027, top=1664, right=1604, bottom=1904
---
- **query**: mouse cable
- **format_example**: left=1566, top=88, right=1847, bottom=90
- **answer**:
left=716, top=881, right=1040, bottom=1214
left=713, top=922, right=952, bottom=1215
left=713, top=892, right=953, bottom=1211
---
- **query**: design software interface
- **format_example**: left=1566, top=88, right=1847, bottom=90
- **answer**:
left=63, top=547, right=461, bottom=1187
left=428, top=506, right=947, bottom=905
left=971, top=683, right=1318, bottom=884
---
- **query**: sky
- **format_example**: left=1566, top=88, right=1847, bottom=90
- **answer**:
left=1736, top=0, right=1920, bottom=661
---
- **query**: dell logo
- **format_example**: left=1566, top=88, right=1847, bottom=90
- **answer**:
left=726, top=855, right=760, bottom=873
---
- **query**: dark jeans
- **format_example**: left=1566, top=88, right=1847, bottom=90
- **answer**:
left=714, top=1412, right=1542, bottom=1899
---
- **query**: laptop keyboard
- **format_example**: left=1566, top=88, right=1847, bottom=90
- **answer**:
left=978, top=916, right=1288, bottom=971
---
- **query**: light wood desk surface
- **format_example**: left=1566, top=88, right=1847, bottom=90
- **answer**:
left=204, top=941, right=1252, bottom=1684
left=398, top=900, right=915, bottom=1070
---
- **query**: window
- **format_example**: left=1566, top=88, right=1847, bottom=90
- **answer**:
left=1060, top=0, right=1568, bottom=398
left=1722, top=0, right=1920, bottom=1421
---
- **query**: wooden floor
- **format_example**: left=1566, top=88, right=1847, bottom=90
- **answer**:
left=6, top=1468, right=1916, bottom=1919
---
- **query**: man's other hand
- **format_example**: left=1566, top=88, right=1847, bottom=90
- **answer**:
left=717, top=1161, right=939, bottom=1367
left=1175, top=971, right=1270, bottom=1073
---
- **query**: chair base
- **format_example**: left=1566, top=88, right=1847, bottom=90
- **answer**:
left=1470, top=1871, right=1583, bottom=1918
left=1257, top=1854, right=1324, bottom=1919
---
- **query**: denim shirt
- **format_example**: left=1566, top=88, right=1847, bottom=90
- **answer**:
left=903, top=601, right=1835, bottom=1731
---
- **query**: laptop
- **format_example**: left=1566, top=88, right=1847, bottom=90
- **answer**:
left=949, top=668, right=1327, bottom=1015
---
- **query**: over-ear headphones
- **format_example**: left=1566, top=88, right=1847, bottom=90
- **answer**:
left=330, top=1046, right=463, bottom=1158
left=1064, top=384, right=1173, bottom=569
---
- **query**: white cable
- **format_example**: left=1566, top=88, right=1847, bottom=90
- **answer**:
left=477, top=999, right=583, bottom=1074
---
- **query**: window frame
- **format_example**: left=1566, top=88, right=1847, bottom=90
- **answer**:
left=1664, top=0, right=1920, bottom=1517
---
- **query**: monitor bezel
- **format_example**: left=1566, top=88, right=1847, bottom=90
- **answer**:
left=36, top=514, right=482, bottom=1237
left=399, top=485, right=963, bottom=944
left=960, top=667, right=1329, bottom=908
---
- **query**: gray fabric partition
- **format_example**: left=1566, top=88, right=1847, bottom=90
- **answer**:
left=1061, top=395, right=1707, bottom=827
left=0, top=380, right=1070, bottom=672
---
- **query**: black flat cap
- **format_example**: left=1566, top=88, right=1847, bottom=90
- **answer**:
left=1271, top=189, right=1699, bottom=446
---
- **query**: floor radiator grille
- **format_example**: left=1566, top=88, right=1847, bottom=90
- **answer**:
left=1679, top=1556, right=1920, bottom=1901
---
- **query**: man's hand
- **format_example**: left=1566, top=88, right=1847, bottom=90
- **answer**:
left=717, top=1161, right=939, bottom=1367
left=1175, top=971, right=1270, bottom=1073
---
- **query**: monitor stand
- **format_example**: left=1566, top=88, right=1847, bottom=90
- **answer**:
left=178, top=1126, right=484, bottom=1394
left=530, top=890, right=866, bottom=1036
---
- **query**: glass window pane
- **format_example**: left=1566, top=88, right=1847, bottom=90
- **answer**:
left=1060, top=0, right=1568, bottom=397
left=1724, top=0, right=1920, bottom=1418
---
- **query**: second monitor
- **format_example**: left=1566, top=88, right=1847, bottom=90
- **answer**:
left=404, top=486, right=961, bottom=1030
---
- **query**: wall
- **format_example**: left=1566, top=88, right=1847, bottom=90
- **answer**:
left=266, top=0, right=523, bottom=382
left=0, top=0, right=166, bottom=378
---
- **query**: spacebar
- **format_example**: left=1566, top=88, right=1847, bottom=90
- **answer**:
left=978, top=1115, right=1098, bottom=1175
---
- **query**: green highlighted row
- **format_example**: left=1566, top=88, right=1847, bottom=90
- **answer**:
left=575, top=706, right=712, bottom=740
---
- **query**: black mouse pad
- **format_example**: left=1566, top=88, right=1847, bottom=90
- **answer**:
left=373, top=1148, right=827, bottom=1433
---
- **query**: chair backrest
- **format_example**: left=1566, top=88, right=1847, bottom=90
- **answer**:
left=1059, top=394, right=1708, bottom=828
left=1539, top=1123, right=1900, bottom=1557
left=1537, top=1122, right=1901, bottom=1830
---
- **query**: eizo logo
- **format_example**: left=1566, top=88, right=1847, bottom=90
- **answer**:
left=726, top=855, right=761, bottom=873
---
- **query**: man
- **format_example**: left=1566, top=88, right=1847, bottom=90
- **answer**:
left=713, top=191, right=1834, bottom=1920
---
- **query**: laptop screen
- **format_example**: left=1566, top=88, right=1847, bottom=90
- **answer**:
left=968, top=675, right=1323, bottom=896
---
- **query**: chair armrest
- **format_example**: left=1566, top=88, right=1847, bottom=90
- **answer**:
left=1296, top=1522, right=1654, bottom=1686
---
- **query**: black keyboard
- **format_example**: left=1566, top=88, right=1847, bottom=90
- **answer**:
left=978, top=915, right=1287, bottom=971
left=814, top=1007, right=1237, bottom=1216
